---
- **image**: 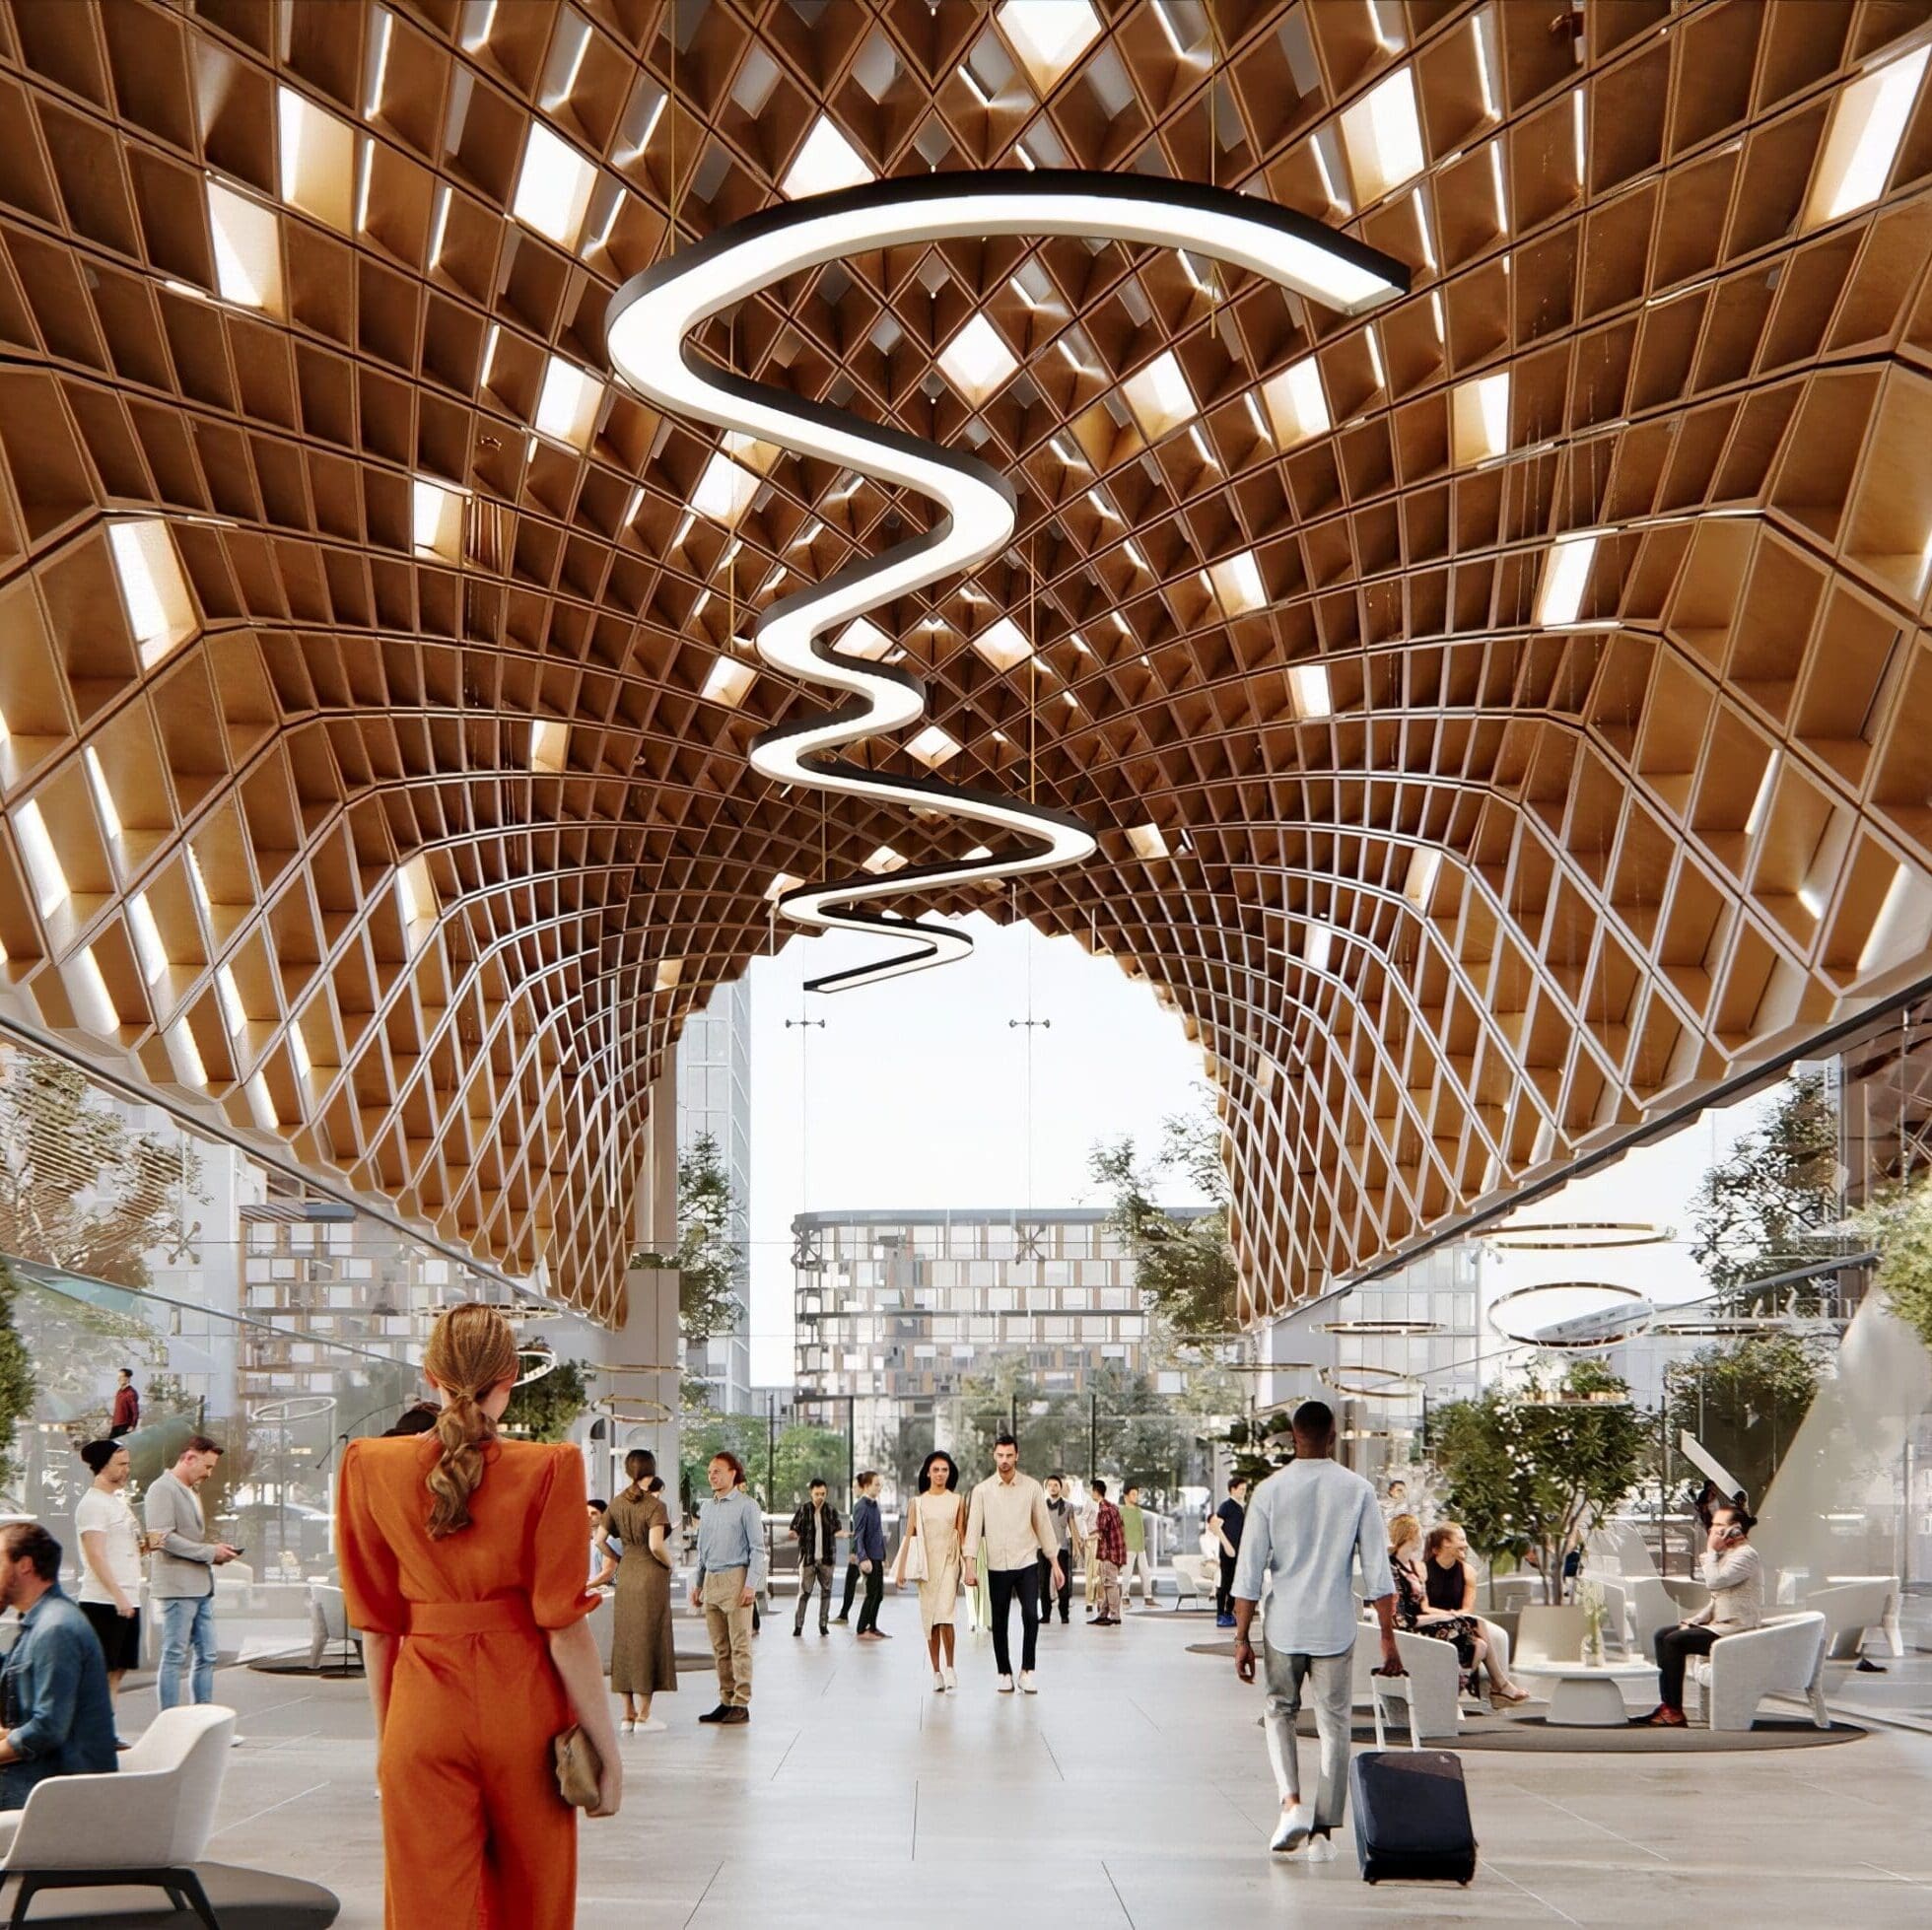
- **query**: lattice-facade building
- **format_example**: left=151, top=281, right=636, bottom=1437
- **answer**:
left=0, top=1, right=1928, bottom=1333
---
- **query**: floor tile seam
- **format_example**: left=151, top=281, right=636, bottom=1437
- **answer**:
left=1097, top=1859, right=1137, bottom=1927
left=1527, top=1792, right=1672, bottom=1863
left=1482, top=1859, right=1583, bottom=1924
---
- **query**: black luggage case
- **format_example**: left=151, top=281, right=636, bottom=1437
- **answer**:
left=1348, top=1749, right=1477, bottom=1884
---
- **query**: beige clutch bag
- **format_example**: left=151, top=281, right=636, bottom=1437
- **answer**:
left=553, top=1725, right=601, bottom=1809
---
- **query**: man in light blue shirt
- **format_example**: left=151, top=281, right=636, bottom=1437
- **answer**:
left=1232, top=1401, right=1396, bottom=1857
left=694, top=1452, right=768, bottom=1725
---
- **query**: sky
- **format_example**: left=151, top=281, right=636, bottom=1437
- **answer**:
left=740, top=911, right=1211, bottom=1383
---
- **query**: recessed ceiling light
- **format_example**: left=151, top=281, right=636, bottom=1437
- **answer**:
left=702, top=656, right=755, bottom=707
left=781, top=116, right=875, bottom=198
left=998, top=0, right=1102, bottom=94
left=835, top=618, right=898, bottom=661
left=938, top=312, right=1018, bottom=403
left=1127, top=823, right=1170, bottom=861
left=862, top=844, right=907, bottom=875
left=107, top=520, right=196, bottom=670
left=1404, top=848, right=1441, bottom=907
left=692, top=452, right=759, bottom=524
left=530, top=719, right=569, bottom=773
left=1451, top=372, right=1510, bottom=465
left=1288, top=662, right=1333, bottom=720
left=277, top=87, right=356, bottom=232
left=1535, top=531, right=1599, bottom=628
left=15, top=801, right=67, bottom=919
left=395, top=855, right=437, bottom=938
left=1804, top=44, right=1929, bottom=228
left=1209, top=548, right=1267, bottom=614
left=1121, top=349, right=1197, bottom=439
left=1339, top=65, right=1425, bottom=203
left=513, top=119, right=597, bottom=248
left=533, top=355, right=602, bottom=449
left=1050, top=433, right=1089, bottom=469
left=411, top=478, right=465, bottom=562
left=656, top=958, right=683, bottom=991
left=83, top=747, right=120, bottom=842
left=1472, top=7, right=1501, bottom=120
left=206, top=180, right=281, bottom=311
left=1261, top=357, right=1330, bottom=448
left=907, top=724, right=962, bottom=768
left=974, top=617, right=1033, bottom=669
left=1304, top=919, right=1335, bottom=973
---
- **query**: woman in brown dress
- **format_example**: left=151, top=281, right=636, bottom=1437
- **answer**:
left=601, top=1449, right=676, bottom=1733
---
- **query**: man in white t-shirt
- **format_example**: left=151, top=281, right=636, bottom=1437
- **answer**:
left=75, top=1438, right=145, bottom=1719
left=1232, top=1401, right=1397, bottom=1858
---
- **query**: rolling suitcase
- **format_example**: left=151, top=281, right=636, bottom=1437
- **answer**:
left=1348, top=1748, right=1477, bottom=1884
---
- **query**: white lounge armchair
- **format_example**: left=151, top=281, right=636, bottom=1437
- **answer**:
left=1514, top=1605, right=1586, bottom=1667
left=0, top=1704, right=234, bottom=1926
left=1805, top=1580, right=1895, bottom=1662
left=1689, top=1612, right=1828, bottom=1731
left=1490, top=1575, right=1541, bottom=1614
left=1170, top=1554, right=1214, bottom=1612
left=1622, top=1574, right=1681, bottom=1663
left=1372, top=1629, right=1462, bottom=1748
left=308, top=1580, right=360, bottom=1673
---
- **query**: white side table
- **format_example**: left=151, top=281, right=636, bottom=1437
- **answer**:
left=1515, top=1659, right=1658, bottom=1725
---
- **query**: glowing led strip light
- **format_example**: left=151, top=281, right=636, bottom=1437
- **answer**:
left=607, top=172, right=1406, bottom=991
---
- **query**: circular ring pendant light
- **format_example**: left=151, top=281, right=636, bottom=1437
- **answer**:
left=606, top=173, right=1406, bottom=991
left=1488, top=1221, right=1674, bottom=1251
left=248, top=1395, right=336, bottom=1425
left=1487, top=1280, right=1654, bottom=1350
left=1320, top=1363, right=1421, bottom=1400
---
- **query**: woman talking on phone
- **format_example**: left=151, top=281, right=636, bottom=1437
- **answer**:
left=337, top=1303, right=622, bottom=1926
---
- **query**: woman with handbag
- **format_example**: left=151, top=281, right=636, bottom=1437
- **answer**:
left=338, top=1303, right=622, bottom=1928
left=894, top=1449, right=966, bottom=1691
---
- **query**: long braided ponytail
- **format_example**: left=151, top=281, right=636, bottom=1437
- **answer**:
left=422, top=1303, right=518, bottom=1539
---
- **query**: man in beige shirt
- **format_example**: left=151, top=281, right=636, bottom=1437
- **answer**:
left=963, top=1433, right=1062, bottom=1694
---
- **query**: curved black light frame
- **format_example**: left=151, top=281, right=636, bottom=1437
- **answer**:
left=606, top=172, right=1407, bottom=992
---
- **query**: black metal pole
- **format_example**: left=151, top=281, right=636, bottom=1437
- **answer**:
left=1089, top=1392, right=1097, bottom=1484
left=846, top=1394, right=855, bottom=1505
left=766, top=1390, right=775, bottom=1504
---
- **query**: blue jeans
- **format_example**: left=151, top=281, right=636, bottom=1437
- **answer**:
left=157, top=1594, right=218, bottom=1708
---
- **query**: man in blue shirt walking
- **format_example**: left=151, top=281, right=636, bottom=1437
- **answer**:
left=849, top=1472, right=888, bottom=1639
left=0, top=1522, right=117, bottom=1807
left=694, top=1451, right=767, bottom=1726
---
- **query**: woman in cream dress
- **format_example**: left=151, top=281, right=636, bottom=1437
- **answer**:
left=895, top=1449, right=965, bottom=1691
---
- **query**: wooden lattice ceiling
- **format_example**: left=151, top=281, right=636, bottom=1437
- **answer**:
left=0, top=0, right=1930, bottom=1328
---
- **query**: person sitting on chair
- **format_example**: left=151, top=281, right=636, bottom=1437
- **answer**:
left=1643, top=1503, right=1762, bottom=1727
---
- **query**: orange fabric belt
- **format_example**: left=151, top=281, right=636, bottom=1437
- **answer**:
left=404, top=1598, right=538, bottom=1636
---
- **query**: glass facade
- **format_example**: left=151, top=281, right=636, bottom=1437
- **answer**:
left=675, top=975, right=753, bottom=1413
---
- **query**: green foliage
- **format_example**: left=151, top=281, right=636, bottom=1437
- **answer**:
left=0, top=1262, right=36, bottom=1499
left=501, top=1356, right=590, bottom=1442
left=1428, top=1359, right=1653, bottom=1603
left=634, top=1132, right=741, bottom=1350
left=1216, top=1408, right=1296, bottom=1489
left=0, top=1055, right=204, bottom=1289
left=1849, top=1171, right=1932, bottom=1350
left=1089, top=1091, right=1239, bottom=1343
left=1690, top=1072, right=1840, bottom=1295
left=1663, top=1330, right=1826, bottom=1509
left=677, top=1414, right=850, bottom=1513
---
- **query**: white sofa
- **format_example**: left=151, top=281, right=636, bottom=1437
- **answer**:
left=0, top=1704, right=234, bottom=1925
left=1689, top=1611, right=1828, bottom=1731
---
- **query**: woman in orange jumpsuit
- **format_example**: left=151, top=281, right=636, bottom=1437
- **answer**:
left=337, top=1304, right=622, bottom=1928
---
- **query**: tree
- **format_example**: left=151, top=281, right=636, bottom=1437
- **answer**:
left=1690, top=1072, right=1840, bottom=1296
left=1849, top=1171, right=1932, bottom=1352
left=1089, top=1091, right=1239, bottom=1344
left=1662, top=1330, right=1827, bottom=1509
left=501, top=1357, right=590, bottom=1442
left=0, top=1262, right=36, bottom=1504
left=633, top=1134, right=741, bottom=1409
left=1428, top=1359, right=1653, bottom=1603
left=0, top=1054, right=204, bottom=1289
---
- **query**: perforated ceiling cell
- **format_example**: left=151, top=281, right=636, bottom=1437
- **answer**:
left=0, top=0, right=1929, bottom=1326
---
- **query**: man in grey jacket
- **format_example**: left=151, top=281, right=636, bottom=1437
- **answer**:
left=143, top=1435, right=239, bottom=1709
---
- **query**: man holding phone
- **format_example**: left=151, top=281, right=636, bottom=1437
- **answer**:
left=1643, top=1502, right=1762, bottom=1726
left=145, top=1436, right=240, bottom=1710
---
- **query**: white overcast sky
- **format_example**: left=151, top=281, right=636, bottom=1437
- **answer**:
left=728, top=911, right=1780, bottom=1385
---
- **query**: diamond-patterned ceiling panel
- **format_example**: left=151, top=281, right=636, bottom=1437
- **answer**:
left=0, top=0, right=1929, bottom=1328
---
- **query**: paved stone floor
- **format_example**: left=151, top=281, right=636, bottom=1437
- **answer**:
left=120, top=1605, right=1932, bottom=1927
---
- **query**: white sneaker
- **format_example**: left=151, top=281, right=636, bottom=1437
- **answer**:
left=638, top=1718, right=666, bottom=1733
left=1019, top=1671, right=1038, bottom=1694
left=1270, top=1804, right=1312, bottom=1854
left=620, top=1719, right=636, bottom=1735
left=1303, top=1834, right=1339, bottom=1863
left=997, top=1673, right=1015, bottom=1693
left=933, top=1671, right=946, bottom=1693
left=943, top=1665, right=957, bottom=1690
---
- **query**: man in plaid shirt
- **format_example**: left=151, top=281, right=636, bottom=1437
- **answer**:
left=1091, top=1479, right=1126, bottom=1626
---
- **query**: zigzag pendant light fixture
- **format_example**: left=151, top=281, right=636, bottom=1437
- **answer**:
left=607, top=172, right=1407, bottom=993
